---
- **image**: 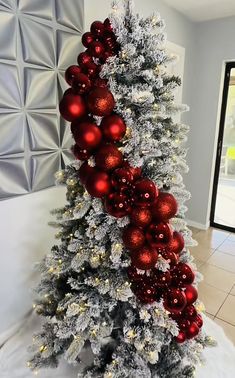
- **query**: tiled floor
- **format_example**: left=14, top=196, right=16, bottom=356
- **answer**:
left=189, top=226, right=235, bottom=345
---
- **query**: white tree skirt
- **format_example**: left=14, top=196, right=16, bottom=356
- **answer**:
left=0, top=313, right=234, bottom=378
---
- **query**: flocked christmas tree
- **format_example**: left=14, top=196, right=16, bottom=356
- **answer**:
left=29, top=1, right=215, bottom=377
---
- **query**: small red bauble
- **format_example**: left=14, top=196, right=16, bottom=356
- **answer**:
left=78, top=162, right=95, bottom=185
left=65, top=65, right=82, bottom=85
left=100, top=114, right=126, bottom=142
left=154, top=270, right=172, bottom=289
left=77, top=51, right=93, bottom=67
left=85, top=61, right=100, bottom=79
left=183, top=305, right=197, bottom=321
left=95, top=144, right=123, bottom=171
left=93, top=78, right=108, bottom=88
left=87, top=87, right=115, bottom=116
left=186, top=322, right=199, bottom=339
left=74, top=121, right=102, bottom=150
left=135, top=286, right=156, bottom=304
left=85, top=171, right=111, bottom=198
left=161, top=250, right=178, bottom=267
left=90, top=20, right=104, bottom=37
left=176, top=263, right=195, bottom=287
left=71, top=73, right=91, bottom=94
left=104, top=193, right=131, bottom=218
left=88, top=41, right=105, bottom=58
left=127, top=266, right=145, bottom=283
left=167, top=231, right=185, bottom=254
left=104, top=18, right=113, bottom=32
left=184, top=285, right=198, bottom=305
left=72, top=144, right=91, bottom=161
left=111, top=168, right=134, bottom=189
left=131, top=246, right=158, bottom=270
left=152, top=192, right=178, bottom=221
left=59, top=93, right=86, bottom=122
left=175, top=331, right=186, bottom=344
left=82, top=32, right=94, bottom=48
left=146, top=222, right=172, bottom=248
left=178, top=318, right=191, bottom=331
left=122, top=225, right=145, bottom=251
left=195, top=314, right=203, bottom=328
left=134, top=179, right=158, bottom=207
left=130, top=207, right=152, bottom=228
left=163, top=288, right=187, bottom=314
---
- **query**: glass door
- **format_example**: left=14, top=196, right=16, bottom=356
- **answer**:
left=211, top=62, right=235, bottom=232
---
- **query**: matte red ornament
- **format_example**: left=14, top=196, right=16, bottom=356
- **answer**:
left=163, top=288, right=187, bottom=314
left=87, top=87, right=115, bottom=116
left=131, top=246, right=158, bottom=270
left=74, top=121, right=102, bottom=150
left=127, top=266, right=145, bottom=283
left=122, top=225, right=145, bottom=251
left=71, top=73, right=91, bottom=95
left=161, top=250, right=178, bottom=267
left=95, top=144, right=123, bottom=171
left=100, top=114, right=126, bottom=142
left=82, top=32, right=94, bottom=48
left=135, top=286, right=156, bottom=304
left=65, top=65, right=82, bottom=85
left=167, top=231, right=185, bottom=254
left=85, top=61, right=100, bottom=79
left=77, top=51, right=93, bottom=67
left=195, top=314, right=203, bottom=328
left=93, top=78, right=108, bottom=88
left=183, top=305, right=197, bottom=321
left=153, top=270, right=172, bottom=289
left=186, top=322, right=199, bottom=339
left=152, top=192, right=178, bottom=221
left=146, top=222, right=172, bottom=248
left=175, top=331, right=186, bottom=344
left=184, top=285, right=198, bottom=305
left=104, top=18, right=113, bottom=32
left=85, top=171, right=111, bottom=198
left=175, top=263, right=195, bottom=287
left=111, top=168, right=134, bottom=189
left=104, top=193, right=131, bottom=218
left=134, top=179, right=158, bottom=207
left=90, top=20, right=104, bottom=37
left=72, top=144, right=91, bottom=161
left=59, top=93, right=86, bottom=122
left=88, top=41, right=105, bottom=58
left=78, top=162, right=95, bottom=185
left=123, top=161, right=142, bottom=181
left=130, top=207, right=152, bottom=228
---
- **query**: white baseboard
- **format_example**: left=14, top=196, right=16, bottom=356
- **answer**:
left=186, top=219, right=210, bottom=230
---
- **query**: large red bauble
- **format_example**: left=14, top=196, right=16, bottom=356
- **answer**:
left=85, top=171, right=111, bottom=198
left=160, top=250, right=178, bottom=267
left=186, top=322, right=199, bottom=339
left=74, top=121, right=102, bottom=150
left=146, top=222, right=172, bottom=248
left=134, top=179, right=158, bottom=207
left=183, top=305, right=197, bottom=320
left=131, top=246, right=158, bottom=270
left=163, top=288, right=187, bottom=314
left=111, top=168, right=134, bottom=189
left=90, top=20, right=104, bottom=37
left=175, top=331, right=186, bottom=344
left=122, top=225, right=145, bottom=251
left=127, top=266, right=145, bottom=283
left=84, top=61, right=100, bottom=79
left=130, top=207, right=152, bottom=228
left=87, top=87, right=115, bottom=116
left=152, top=192, right=178, bottom=221
left=82, top=32, right=94, bottom=48
left=153, top=270, right=172, bottom=289
left=77, top=51, right=93, bottom=67
left=71, top=116, right=95, bottom=136
left=167, top=231, right=185, bottom=254
left=88, top=41, right=105, bottom=58
left=175, top=263, right=195, bottom=287
left=100, top=114, right=126, bottom=142
left=184, top=285, right=198, bottom=305
left=72, top=144, right=91, bottom=161
left=195, top=314, right=203, bottom=328
left=104, top=18, right=113, bottom=32
left=78, top=162, right=95, bottom=185
left=65, top=65, right=82, bottom=85
left=104, top=193, right=131, bottom=218
left=59, top=93, right=86, bottom=122
left=135, top=286, right=156, bottom=304
left=95, top=144, right=123, bottom=171
left=71, top=73, right=91, bottom=94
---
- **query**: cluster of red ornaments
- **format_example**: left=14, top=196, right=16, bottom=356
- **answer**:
left=59, top=19, right=202, bottom=344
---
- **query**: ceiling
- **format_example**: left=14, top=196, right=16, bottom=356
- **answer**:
left=164, top=0, right=235, bottom=22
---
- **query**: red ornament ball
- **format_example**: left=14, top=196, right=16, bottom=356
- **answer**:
left=100, top=114, right=126, bottom=142
left=154, top=270, right=172, bottom=289
left=59, top=93, right=86, bottom=122
left=100, top=50, right=114, bottom=64
left=184, top=285, right=198, bottom=305
left=103, top=32, right=117, bottom=51
left=93, top=78, right=108, bottom=88
left=78, top=162, right=95, bottom=185
left=134, top=179, right=158, bottom=207
left=135, top=285, right=156, bottom=304
left=161, top=250, right=178, bottom=267
left=111, top=167, right=134, bottom=189
left=95, top=144, right=123, bottom=171
left=77, top=51, right=93, bottom=67
left=178, top=318, right=191, bottom=331
left=85, top=171, right=111, bottom=198
left=85, top=61, right=100, bottom=79
left=146, top=222, right=172, bottom=248
left=130, top=207, right=152, bottom=228
left=82, top=32, right=94, bottom=48
left=72, top=144, right=91, bottom=161
left=123, top=161, right=142, bottom=181
left=176, top=263, right=195, bottom=287
left=195, top=314, right=203, bottom=328
left=164, top=288, right=187, bottom=314
left=90, top=20, right=104, bottom=37
left=183, top=305, right=197, bottom=321
left=167, top=231, right=185, bottom=254
left=186, top=322, right=199, bottom=339
left=175, top=331, right=186, bottom=344
left=65, top=65, right=82, bottom=85
left=152, top=192, right=178, bottom=221
left=74, top=121, right=102, bottom=150
left=122, top=225, right=145, bottom=251
left=87, top=87, right=115, bottom=116
left=71, top=73, right=91, bottom=95
left=88, top=41, right=105, bottom=58
left=104, top=18, right=113, bottom=32
left=104, top=192, right=131, bottom=218
left=131, top=246, right=158, bottom=270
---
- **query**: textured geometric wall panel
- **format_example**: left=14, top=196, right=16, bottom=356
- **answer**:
left=0, top=0, right=84, bottom=200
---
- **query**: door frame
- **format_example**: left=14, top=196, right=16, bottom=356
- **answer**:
left=210, top=61, right=235, bottom=233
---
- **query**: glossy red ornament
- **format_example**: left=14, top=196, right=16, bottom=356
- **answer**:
left=74, top=121, right=102, bottom=150
left=195, top=314, right=203, bottom=328
left=160, top=250, right=178, bottom=267
left=100, top=114, right=126, bottom=142
left=111, top=168, right=134, bottom=189
left=59, top=93, right=86, bottom=122
left=90, top=20, right=104, bottom=37
left=78, top=162, right=95, bottom=185
left=134, top=178, right=158, bottom=207
left=153, top=270, right=172, bottom=289
left=183, top=305, right=197, bottom=320
left=122, top=225, right=145, bottom=251
left=167, top=231, right=185, bottom=254
left=85, top=171, right=111, bottom=198
left=77, top=51, right=93, bottom=67
left=87, top=87, right=115, bottom=116
left=103, top=32, right=117, bottom=51
left=71, top=73, right=91, bottom=94
left=93, top=78, right=108, bottom=88
left=175, top=263, right=195, bottom=287
left=184, top=285, right=198, bottom=305
left=95, top=144, right=123, bottom=171
left=127, top=266, right=145, bottom=283
left=104, top=193, right=131, bottom=218
left=152, top=192, right=178, bottom=221
left=88, top=41, right=105, bottom=58
left=123, top=161, right=142, bottom=181
left=135, top=286, right=156, bottom=304
left=175, top=331, right=186, bottom=344
left=186, top=322, right=199, bottom=339
left=163, top=288, right=187, bottom=314
left=104, top=18, right=113, bottom=32
left=85, top=61, right=100, bottom=79
left=65, top=65, right=82, bottom=85
left=82, top=32, right=94, bottom=48
left=71, top=116, right=95, bottom=136
left=178, top=318, right=191, bottom=331
left=146, top=222, right=172, bottom=248
left=72, top=144, right=91, bottom=161
left=131, top=246, right=158, bottom=270
left=130, top=207, right=152, bottom=228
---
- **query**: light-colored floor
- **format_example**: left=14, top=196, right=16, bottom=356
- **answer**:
left=214, top=178, right=235, bottom=228
left=190, top=226, right=235, bottom=345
